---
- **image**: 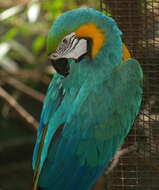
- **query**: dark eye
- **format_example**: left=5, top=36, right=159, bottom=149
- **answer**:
left=63, top=38, right=67, bottom=44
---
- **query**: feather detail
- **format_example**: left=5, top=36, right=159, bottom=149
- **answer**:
left=75, top=23, right=105, bottom=58
left=122, top=43, right=131, bottom=61
left=33, top=8, right=143, bottom=190
left=32, top=125, right=48, bottom=190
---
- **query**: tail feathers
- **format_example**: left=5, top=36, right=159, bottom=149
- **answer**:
left=36, top=135, right=122, bottom=190
left=38, top=160, right=108, bottom=190
left=38, top=167, right=103, bottom=190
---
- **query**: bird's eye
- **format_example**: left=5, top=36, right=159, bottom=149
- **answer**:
left=63, top=38, right=68, bottom=44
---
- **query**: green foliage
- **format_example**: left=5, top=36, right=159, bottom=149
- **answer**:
left=43, top=0, right=65, bottom=16
left=0, top=0, right=87, bottom=73
left=0, top=0, right=100, bottom=74
left=32, top=36, right=46, bottom=53
left=4, top=27, right=19, bottom=40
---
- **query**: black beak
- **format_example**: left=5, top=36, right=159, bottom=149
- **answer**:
left=50, top=58, right=70, bottom=77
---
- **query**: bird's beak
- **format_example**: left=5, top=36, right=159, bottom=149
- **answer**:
left=49, top=57, right=70, bottom=77
left=48, top=36, right=89, bottom=77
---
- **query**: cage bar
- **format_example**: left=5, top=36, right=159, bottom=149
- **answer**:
left=100, top=0, right=159, bottom=189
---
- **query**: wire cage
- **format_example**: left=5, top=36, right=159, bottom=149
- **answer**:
left=100, top=0, right=159, bottom=190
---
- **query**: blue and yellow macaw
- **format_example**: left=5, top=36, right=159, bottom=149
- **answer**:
left=32, top=8, right=143, bottom=190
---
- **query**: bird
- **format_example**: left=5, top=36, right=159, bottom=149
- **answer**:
left=32, top=8, right=143, bottom=190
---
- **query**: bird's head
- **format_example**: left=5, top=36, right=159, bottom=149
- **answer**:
left=47, top=8, right=122, bottom=77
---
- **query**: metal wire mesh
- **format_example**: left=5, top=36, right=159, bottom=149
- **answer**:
left=100, top=0, right=159, bottom=189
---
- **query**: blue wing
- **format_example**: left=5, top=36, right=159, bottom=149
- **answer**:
left=32, top=74, right=65, bottom=168
left=33, top=59, right=143, bottom=190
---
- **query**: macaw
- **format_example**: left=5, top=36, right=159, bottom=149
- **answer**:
left=32, top=8, right=143, bottom=190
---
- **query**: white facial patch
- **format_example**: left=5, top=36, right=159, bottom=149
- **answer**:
left=49, top=33, right=87, bottom=60
left=62, top=38, right=87, bottom=59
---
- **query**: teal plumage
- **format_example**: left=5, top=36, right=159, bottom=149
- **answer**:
left=32, top=8, right=143, bottom=190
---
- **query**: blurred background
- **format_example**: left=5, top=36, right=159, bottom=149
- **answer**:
left=0, top=0, right=159, bottom=190
left=0, top=0, right=98, bottom=189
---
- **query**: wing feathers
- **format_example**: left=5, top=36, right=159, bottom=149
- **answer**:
left=33, top=59, right=143, bottom=190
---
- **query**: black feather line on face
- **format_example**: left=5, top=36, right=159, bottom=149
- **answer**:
left=74, top=37, right=92, bottom=63
left=86, top=37, right=93, bottom=59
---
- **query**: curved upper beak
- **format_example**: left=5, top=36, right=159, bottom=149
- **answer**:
left=48, top=35, right=89, bottom=77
